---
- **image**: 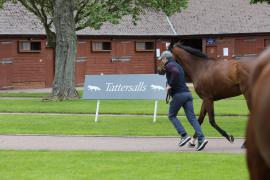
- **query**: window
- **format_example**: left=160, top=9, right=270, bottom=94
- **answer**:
left=18, top=41, right=41, bottom=52
left=265, top=39, right=270, bottom=48
left=92, top=41, right=111, bottom=52
left=135, top=41, right=155, bottom=51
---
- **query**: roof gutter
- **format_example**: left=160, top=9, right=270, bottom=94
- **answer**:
left=166, top=16, right=177, bottom=35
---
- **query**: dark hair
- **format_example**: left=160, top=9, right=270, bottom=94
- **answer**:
left=177, top=44, right=208, bottom=59
left=168, top=41, right=208, bottom=59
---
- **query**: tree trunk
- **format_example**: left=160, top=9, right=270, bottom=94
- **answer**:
left=44, top=25, right=56, bottom=48
left=48, top=0, right=79, bottom=100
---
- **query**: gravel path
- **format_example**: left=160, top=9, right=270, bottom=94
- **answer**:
left=0, top=135, right=245, bottom=153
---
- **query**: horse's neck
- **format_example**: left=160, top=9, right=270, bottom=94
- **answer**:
left=176, top=53, right=205, bottom=82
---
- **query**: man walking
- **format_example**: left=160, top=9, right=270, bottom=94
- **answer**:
left=159, top=50, right=208, bottom=151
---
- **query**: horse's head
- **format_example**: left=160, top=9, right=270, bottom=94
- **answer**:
left=157, top=41, right=183, bottom=75
left=168, top=40, right=183, bottom=52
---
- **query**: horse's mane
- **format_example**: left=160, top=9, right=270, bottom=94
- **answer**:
left=168, top=42, right=209, bottom=60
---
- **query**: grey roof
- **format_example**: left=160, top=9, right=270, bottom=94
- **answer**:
left=1, top=0, right=270, bottom=36
left=0, top=2, right=173, bottom=36
left=0, top=2, right=45, bottom=35
left=170, top=0, right=270, bottom=35
left=77, top=10, right=174, bottom=36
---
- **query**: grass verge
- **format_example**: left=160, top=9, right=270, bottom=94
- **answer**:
left=0, top=114, right=247, bottom=137
left=0, top=151, right=248, bottom=180
left=0, top=99, right=248, bottom=115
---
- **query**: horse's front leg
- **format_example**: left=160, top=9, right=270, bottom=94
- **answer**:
left=189, top=100, right=207, bottom=147
left=205, top=98, right=234, bottom=143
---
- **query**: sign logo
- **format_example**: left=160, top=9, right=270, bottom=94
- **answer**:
left=150, top=84, right=165, bottom=91
left=87, top=85, right=102, bottom=91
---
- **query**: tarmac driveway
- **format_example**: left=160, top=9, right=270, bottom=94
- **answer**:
left=0, top=135, right=245, bottom=153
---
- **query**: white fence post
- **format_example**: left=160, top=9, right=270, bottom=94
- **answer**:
left=153, top=100, right=158, bottom=123
left=95, top=100, right=100, bottom=123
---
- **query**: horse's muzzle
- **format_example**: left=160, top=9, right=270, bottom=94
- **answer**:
left=157, top=66, right=166, bottom=75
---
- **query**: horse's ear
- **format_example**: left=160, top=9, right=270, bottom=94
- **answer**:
left=168, top=41, right=175, bottom=51
left=178, top=40, right=184, bottom=45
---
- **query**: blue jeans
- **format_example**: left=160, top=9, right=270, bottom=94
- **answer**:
left=168, top=92, right=204, bottom=141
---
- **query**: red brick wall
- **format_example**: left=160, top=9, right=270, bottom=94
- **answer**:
left=75, top=38, right=168, bottom=84
left=203, top=36, right=270, bottom=61
left=0, top=37, right=168, bottom=89
left=2, top=35, right=269, bottom=89
left=0, top=37, right=54, bottom=89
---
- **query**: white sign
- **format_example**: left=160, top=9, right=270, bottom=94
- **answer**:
left=223, top=48, right=229, bottom=56
left=156, top=49, right=161, bottom=58
left=83, top=74, right=167, bottom=100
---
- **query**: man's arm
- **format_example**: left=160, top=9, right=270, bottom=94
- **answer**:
left=167, top=65, right=180, bottom=87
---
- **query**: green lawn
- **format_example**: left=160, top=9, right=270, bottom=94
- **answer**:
left=0, top=92, right=248, bottom=137
left=0, top=151, right=248, bottom=180
left=0, top=90, right=83, bottom=98
left=0, top=114, right=247, bottom=137
left=0, top=98, right=248, bottom=115
left=0, top=92, right=50, bottom=98
left=0, top=93, right=249, bottom=180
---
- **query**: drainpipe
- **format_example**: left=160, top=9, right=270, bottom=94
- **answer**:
left=166, top=16, right=177, bottom=36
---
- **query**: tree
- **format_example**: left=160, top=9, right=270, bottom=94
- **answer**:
left=0, top=0, right=188, bottom=100
left=250, top=0, right=270, bottom=3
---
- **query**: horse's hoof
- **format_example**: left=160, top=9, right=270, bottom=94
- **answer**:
left=188, top=142, right=196, bottom=148
left=229, top=135, right=234, bottom=143
left=241, top=142, right=246, bottom=149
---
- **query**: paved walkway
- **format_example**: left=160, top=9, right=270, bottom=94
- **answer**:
left=0, top=135, right=245, bottom=153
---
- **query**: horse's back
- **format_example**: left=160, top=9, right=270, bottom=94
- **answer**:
left=246, top=47, right=270, bottom=179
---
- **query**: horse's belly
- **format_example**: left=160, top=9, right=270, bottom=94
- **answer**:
left=213, top=86, right=241, bottom=100
left=195, top=83, right=241, bottom=100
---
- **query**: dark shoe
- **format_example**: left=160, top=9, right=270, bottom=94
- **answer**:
left=179, top=136, right=191, bottom=147
left=241, top=141, right=246, bottom=149
left=196, top=139, right=208, bottom=151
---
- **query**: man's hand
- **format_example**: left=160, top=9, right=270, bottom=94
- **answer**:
left=166, top=84, right=172, bottom=98
left=166, top=84, right=171, bottom=91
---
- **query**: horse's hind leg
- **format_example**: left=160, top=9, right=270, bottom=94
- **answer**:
left=241, top=90, right=252, bottom=148
left=205, top=99, right=234, bottom=143
left=189, top=101, right=207, bottom=147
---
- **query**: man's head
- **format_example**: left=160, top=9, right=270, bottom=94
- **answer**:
left=157, top=50, right=173, bottom=75
left=158, top=50, right=173, bottom=61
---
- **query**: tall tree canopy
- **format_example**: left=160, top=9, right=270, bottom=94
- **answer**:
left=0, top=0, right=188, bottom=100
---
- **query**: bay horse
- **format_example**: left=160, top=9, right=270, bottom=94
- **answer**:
left=157, top=42, right=256, bottom=146
left=246, top=47, right=270, bottom=179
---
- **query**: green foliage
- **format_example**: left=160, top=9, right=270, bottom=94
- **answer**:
left=250, top=0, right=270, bottom=4
left=76, top=0, right=188, bottom=30
left=72, top=0, right=187, bottom=30
left=0, top=0, right=6, bottom=8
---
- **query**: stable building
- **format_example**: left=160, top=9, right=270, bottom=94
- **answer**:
left=0, top=0, right=270, bottom=89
